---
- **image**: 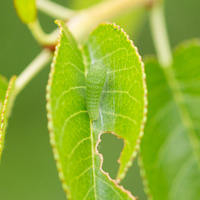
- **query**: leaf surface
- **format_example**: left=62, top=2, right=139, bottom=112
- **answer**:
left=140, top=41, right=200, bottom=200
left=0, top=76, right=17, bottom=161
left=46, top=21, right=147, bottom=199
left=13, top=0, right=37, bottom=24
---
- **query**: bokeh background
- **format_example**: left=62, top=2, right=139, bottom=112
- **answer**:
left=0, top=0, right=200, bottom=199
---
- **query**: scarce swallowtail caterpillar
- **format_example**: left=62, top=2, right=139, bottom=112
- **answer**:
left=86, top=62, right=106, bottom=121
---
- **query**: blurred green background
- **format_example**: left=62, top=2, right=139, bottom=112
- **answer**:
left=0, top=0, right=199, bottom=199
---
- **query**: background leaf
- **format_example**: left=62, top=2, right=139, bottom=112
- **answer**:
left=13, top=0, right=37, bottom=24
left=0, top=76, right=17, bottom=161
left=140, top=40, right=200, bottom=200
left=46, top=20, right=146, bottom=199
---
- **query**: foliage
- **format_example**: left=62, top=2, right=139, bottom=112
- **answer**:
left=0, top=0, right=200, bottom=200
left=46, top=20, right=146, bottom=199
left=140, top=41, right=200, bottom=200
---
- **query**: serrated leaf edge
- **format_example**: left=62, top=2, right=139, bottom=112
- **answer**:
left=137, top=57, right=164, bottom=200
left=84, top=22, right=148, bottom=197
left=46, top=21, right=71, bottom=199
left=85, top=22, right=144, bottom=199
left=99, top=22, right=148, bottom=183
left=0, top=76, right=17, bottom=159
left=95, top=130, right=137, bottom=199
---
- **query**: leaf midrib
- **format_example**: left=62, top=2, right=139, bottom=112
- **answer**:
left=83, top=48, right=98, bottom=199
left=90, top=120, right=97, bottom=199
left=164, top=66, right=200, bottom=170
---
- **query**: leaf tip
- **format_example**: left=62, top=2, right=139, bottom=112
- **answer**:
left=13, top=0, right=37, bottom=24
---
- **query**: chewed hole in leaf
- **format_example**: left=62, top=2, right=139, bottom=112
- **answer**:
left=97, top=133, right=124, bottom=179
left=120, top=156, right=148, bottom=199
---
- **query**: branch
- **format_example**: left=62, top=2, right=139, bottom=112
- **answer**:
left=15, top=49, right=53, bottom=95
left=28, top=19, right=58, bottom=46
left=149, top=3, right=172, bottom=67
left=32, top=0, right=154, bottom=45
left=36, top=0, right=78, bottom=20
left=67, top=0, right=152, bottom=43
left=17, top=0, right=153, bottom=94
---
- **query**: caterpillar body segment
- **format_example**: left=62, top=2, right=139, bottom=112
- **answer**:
left=86, top=62, right=106, bottom=121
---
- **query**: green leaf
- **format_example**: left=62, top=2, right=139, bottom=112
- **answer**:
left=46, top=20, right=147, bottom=199
left=140, top=40, right=200, bottom=200
left=13, top=0, right=37, bottom=24
left=0, top=76, right=17, bottom=161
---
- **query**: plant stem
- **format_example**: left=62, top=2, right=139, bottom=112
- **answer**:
left=30, top=0, right=153, bottom=45
left=149, top=3, right=173, bottom=67
left=36, top=0, right=78, bottom=20
left=28, top=19, right=58, bottom=46
left=67, top=0, right=152, bottom=43
left=17, top=0, right=153, bottom=94
left=15, top=49, right=53, bottom=95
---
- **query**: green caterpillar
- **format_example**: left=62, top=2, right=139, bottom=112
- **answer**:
left=86, top=62, right=106, bottom=121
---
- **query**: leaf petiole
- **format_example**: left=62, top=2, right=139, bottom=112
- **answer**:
left=28, top=19, right=58, bottom=46
left=67, top=0, right=153, bottom=43
left=149, top=2, right=173, bottom=67
left=15, top=49, right=53, bottom=95
left=36, top=0, right=78, bottom=20
left=29, top=0, right=153, bottom=45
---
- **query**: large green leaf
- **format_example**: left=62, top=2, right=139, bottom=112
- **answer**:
left=46, top=20, right=147, bottom=199
left=140, top=41, right=200, bottom=200
left=13, top=0, right=37, bottom=24
left=0, top=76, right=17, bottom=161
